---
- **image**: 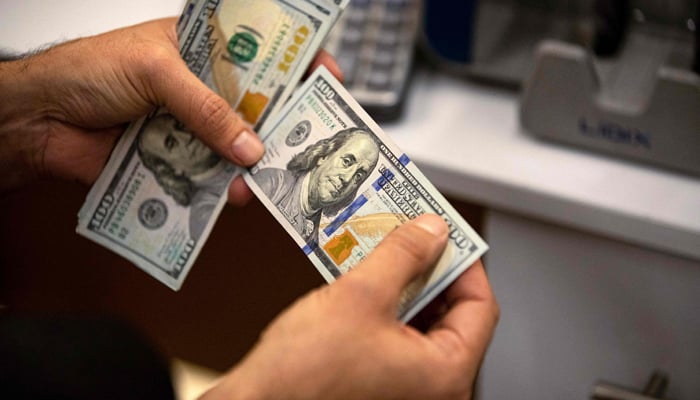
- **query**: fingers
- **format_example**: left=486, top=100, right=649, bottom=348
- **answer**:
left=136, top=22, right=346, bottom=170
left=227, top=175, right=255, bottom=207
left=428, top=259, right=499, bottom=356
left=346, top=214, right=449, bottom=308
left=141, top=26, right=264, bottom=167
left=306, top=49, right=343, bottom=81
left=160, top=69, right=264, bottom=166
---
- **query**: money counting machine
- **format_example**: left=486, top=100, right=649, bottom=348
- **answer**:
left=520, top=0, right=700, bottom=177
left=421, top=0, right=700, bottom=176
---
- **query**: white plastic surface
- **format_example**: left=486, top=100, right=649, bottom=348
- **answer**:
left=2, top=0, right=699, bottom=260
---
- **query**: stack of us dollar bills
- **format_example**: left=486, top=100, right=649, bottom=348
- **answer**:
left=77, top=0, right=488, bottom=321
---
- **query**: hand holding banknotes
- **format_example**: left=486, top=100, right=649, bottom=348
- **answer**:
left=203, top=214, right=499, bottom=400
left=0, top=17, right=341, bottom=205
left=0, top=12, right=498, bottom=400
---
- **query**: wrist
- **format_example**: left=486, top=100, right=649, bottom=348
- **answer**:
left=0, top=54, right=53, bottom=191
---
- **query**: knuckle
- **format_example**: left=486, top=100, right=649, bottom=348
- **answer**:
left=136, top=43, right=175, bottom=76
left=384, top=226, right=432, bottom=264
left=160, top=18, right=179, bottom=48
left=194, top=93, right=236, bottom=140
left=128, top=42, right=180, bottom=99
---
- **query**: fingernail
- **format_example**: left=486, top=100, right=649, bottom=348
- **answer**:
left=232, top=130, right=264, bottom=165
left=413, top=215, right=448, bottom=236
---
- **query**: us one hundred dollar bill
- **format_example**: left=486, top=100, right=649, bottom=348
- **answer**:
left=244, top=66, right=489, bottom=322
left=77, top=0, right=343, bottom=290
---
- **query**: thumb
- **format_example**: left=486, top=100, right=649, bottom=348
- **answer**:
left=147, top=44, right=264, bottom=167
left=346, top=214, right=449, bottom=310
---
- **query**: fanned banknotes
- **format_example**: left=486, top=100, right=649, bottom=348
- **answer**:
left=77, top=0, right=343, bottom=289
left=244, top=66, right=489, bottom=322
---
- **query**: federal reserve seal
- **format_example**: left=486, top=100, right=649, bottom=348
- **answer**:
left=138, top=198, right=168, bottom=230
left=228, top=27, right=261, bottom=64
left=285, top=120, right=311, bottom=147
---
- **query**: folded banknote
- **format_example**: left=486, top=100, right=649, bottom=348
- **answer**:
left=77, top=0, right=343, bottom=289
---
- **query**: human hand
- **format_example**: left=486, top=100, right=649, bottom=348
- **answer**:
left=202, top=214, right=499, bottom=400
left=0, top=17, right=341, bottom=205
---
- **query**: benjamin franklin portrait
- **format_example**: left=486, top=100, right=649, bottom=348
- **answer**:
left=137, top=113, right=231, bottom=240
left=252, top=127, right=380, bottom=242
